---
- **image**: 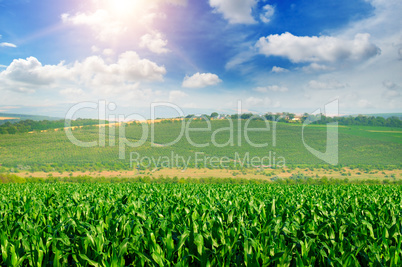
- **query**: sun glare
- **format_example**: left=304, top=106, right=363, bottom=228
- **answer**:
left=107, top=0, right=141, bottom=16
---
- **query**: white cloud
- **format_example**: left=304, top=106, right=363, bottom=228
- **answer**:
left=0, top=52, right=166, bottom=95
left=254, top=85, right=288, bottom=93
left=302, top=63, right=333, bottom=72
left=182, top=72, right=222, bottom=88
left=383, top=80, right=396, bottom=89
left=225, top=50, right=256, bottom=70
left=140, top=31, right=170, bottom=54
left=91, top=45, right=100, bottom=53
left=165, top=0, right=188, bottom=6
left=307, top=80, right=348, bottom=90
left=0, top=57, right=70, bottom=86
left=59, top=88, right=86, bottom=102
left=75, top=51, right=166, bottom=85
left=382, top=81, right=401, bottom=98
left=271, top=66, right=288, bottom=73
left=357, top=99, right=374, bottom=108
left=62, top=10, right=127, bottom=41
left=15, top=87, right=35, bottom=94
left=260, top=4, right=274, bottom=23
left=0, top=42, right=17, bottom=48
left=60, top=88, right=85, bottom=96
left=246, top=96, right=270, bottom=106
left=383, top=89, right=400, bottom=98
left=102, top=48, right=115, bottom=56
left=256, top=32, right=380, bottom=63
left=169, top=90, right=188, bottom=102
left=245, top=96, right=280, bottom=108
left=209, top=0, right=258, bottom=24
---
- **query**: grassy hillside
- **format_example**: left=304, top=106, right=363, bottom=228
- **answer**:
left=0, top=119, right=400, bottom=172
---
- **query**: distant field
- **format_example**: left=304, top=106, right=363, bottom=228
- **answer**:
left=0, top=120, right=401, bottom=171
left=0, top=117, right=19, bottom=120
left=0, top=113, right=60, bottom=125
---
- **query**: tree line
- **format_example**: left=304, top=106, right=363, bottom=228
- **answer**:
left=0, top=119, right=106, bottom=134
left=212, top=112, right=402, bottom=128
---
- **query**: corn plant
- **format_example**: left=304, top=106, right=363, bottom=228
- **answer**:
left=0, top=183, right=401, bottom=266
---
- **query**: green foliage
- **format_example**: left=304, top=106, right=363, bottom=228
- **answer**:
left=210, top=112, right=219, bottom=118
left=0, top=183, right=401, bottom=265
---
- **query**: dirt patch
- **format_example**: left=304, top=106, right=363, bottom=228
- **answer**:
left=15, top=167, right=402, bottom=181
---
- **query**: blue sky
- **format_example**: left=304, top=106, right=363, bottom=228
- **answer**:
left=0, top=0, right=401, bottom=118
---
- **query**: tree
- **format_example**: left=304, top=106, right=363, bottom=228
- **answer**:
left=7, top=125, right=17, bottom=134
left=288, top=113, right=295, bottom=120
left=240, top=113, right=253, bottom=120
left=210, top=112, right=219, bottom=118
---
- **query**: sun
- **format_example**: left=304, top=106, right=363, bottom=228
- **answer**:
left=106, top=0, right=142, bottom=16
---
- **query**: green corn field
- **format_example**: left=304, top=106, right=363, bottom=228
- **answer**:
left=1, top=183, right=401, bottom=266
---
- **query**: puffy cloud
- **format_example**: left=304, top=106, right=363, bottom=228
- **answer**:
left=74, top=51, right=166, bottom=85
left=182, top=72, right=222, bottom=88
left=209, top=0, right=257, bottom=24
left=254, top=85, right=288, bottom=93
left=0, top=57, right=70, bottom=86
left=140, top=31, right=170, bottom=54
left=0, top=52, right=166, bottom=94
left=260, top=4, right=274, bottom=23
left=271, top=66, right=288, bottom=73
left=307, top=80, right=348, bottom=90
left=256, top=32, right=380, bottom=63
left=0, top=42, right=17, bottom=48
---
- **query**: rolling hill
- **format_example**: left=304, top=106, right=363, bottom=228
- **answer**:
left=0, top=119, right=400, bottom=172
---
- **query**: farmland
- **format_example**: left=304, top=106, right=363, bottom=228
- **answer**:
left=1, top=183, right=401, bottom=266
left=1, top=118, right=401, bottom=265
left=0, top=120, right=401, bottom=174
